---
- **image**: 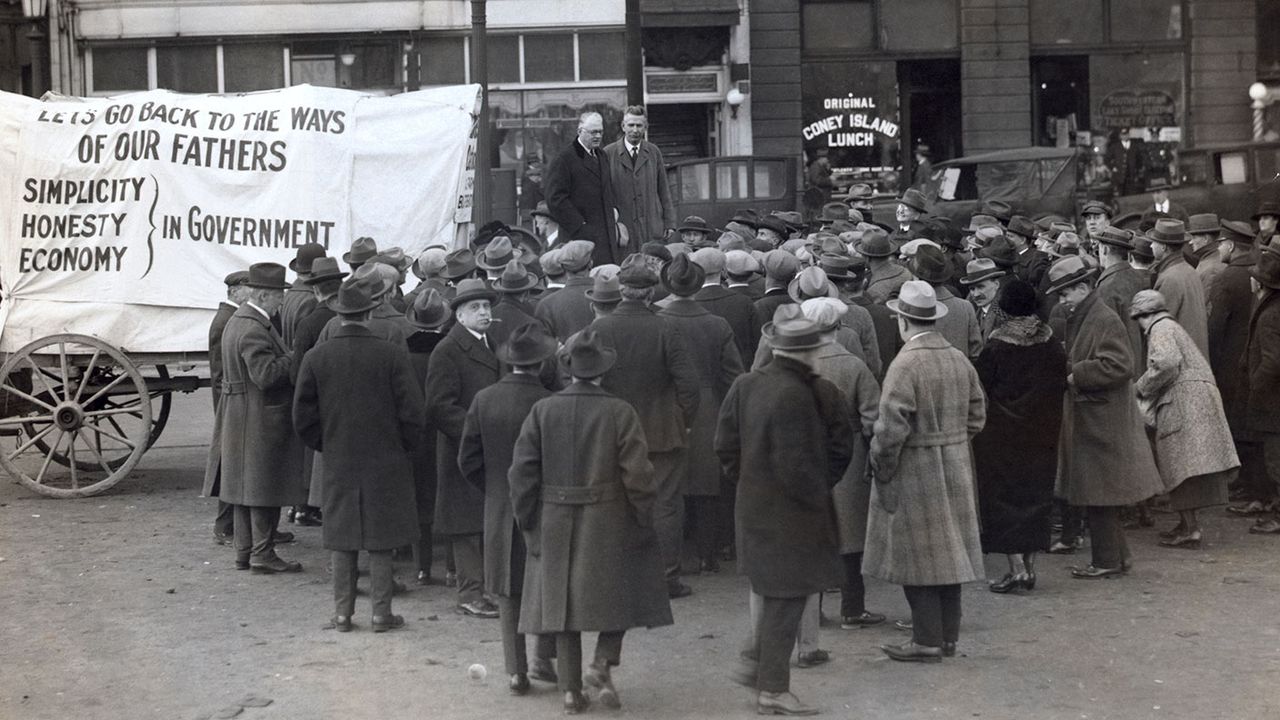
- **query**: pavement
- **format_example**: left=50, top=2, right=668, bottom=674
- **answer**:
left=1, top=389, right=1279, bottom=720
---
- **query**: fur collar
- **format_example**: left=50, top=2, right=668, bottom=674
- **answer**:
left=989, top=315, right=1053, bottom=346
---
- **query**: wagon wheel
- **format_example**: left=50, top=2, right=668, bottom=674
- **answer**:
left=0, top=334, right=152, bottom=498
left=25, top=364, right=171, bottom=472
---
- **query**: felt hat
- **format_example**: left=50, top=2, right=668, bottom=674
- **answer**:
left=788, top=266, right=839, bottom=302
left=441, top=248, right=477, bottom=280
left=405, top=288, right=451, bottom=330
left=1253, top=200, right=1280, bottom=220
left=661, top=253, right=707, bottom=297
left=472, top=220, right=511, bottom=248
left=492, top=259, right=539, bottom=293
left=1250, top=246, right=1280, bottom=289
left=371, top=246, right=411, bottom=272
left=898, top=238, right=942, bottom=259
left=585, top=274, right=623, bottom=303
left=1044, top=255, right=1099, bottom=295
left=1131, top=236, right=1156, bottom=263
left=1007, top=215, right=1038, bottom=239
left=853, top=227, right=893, bottom=257
left=530, top=201, right=554, bottom=219
left=1081, top=200, right=1111, bottom=217
left=565, top=328, right=617, bottom=378
left=677, top=216, right=716, bottom=234
left=223, top=270, right=250, bottom=287
left=981, top=235, right=1019, bottom=268
left=343, top=236, right=378, bottom=267
left=910, top=245, right=953, bottom=285
left=756, top=215, right=790, bottom=240
left=618, top=253, right=659, bottom=288
left=983, top=200, right=1013, bottom=224
left=717, top=231, right=749, bottom=253
left=970, top=225, right=1005, bottom=252
left=1095, top=226, right=1135, bottom=251
left=244, top=262, right=290, bottom=290
left=964, top=214, right=1000, bottom=233
left=476, top=236, right=517, bottom=271
left=840, top=183, right=874, bottom=201
left=451, top=278, right=497, bottom=307
left=762, top=304, right=825, bottom=351
left=1149, top=180, right=1174, bottom=192
left=899, top=188, right=930, bottom=214
left=413, top=247, right=448, bottom=280
left=289, top=242, right=327, bottom=273
left=887, top=280, right=949, bottom=320
left=1048, top=232, right=1082, bottom=258
left=353, top=262, right=398, bottom=298
left=304, top=256, right=348, bottom=285
left=560, top=240, right=595, bottom=272
left=1129, top=289, right=1169, bottom=319
left=730, top=209, right=760, bottom=229
left=1147, top=218, right=1187, bottom=246
left=690, top=247, right=727, bottom=276
left=820, top=253, right=863, bottom=281
left=774, top=211, right=807, bottom=231
left=800, top=296, right=848, bottom=332
left=329, top=274, right=381, bottom=315
left=763, top=249, right=801, bottom=283
left=497, top=322, right=558, bottom=366
left=959, top=258, right=1007, bottom=285
left=1220, top=220, right=1256, bottom=245
left=724, top=250, right=761, bottom=276
left=819, top=202, right=850, bottom=223
left=1187, top=213, right=1220, bottom=236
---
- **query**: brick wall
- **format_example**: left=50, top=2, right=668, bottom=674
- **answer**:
left=960, top=0, right=1032, bottom=152
left=749, top=0, right=802, bottom=157
left=1187, top=0, right=1256, bottom=145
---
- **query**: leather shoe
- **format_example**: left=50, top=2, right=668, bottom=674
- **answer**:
left=251, top=555, right=302, bottom=574
left=989, top=573, right=1030, bottom=594
left=325, top=615, right=352, bottom=632
left=942, top=642, right=957, bottom=658
left=881, top=641, right=943, bottom=663
left=584, top=662, right=620, bottom=709
left=371, top=614, right=405, bottom=632
left=1047, top=538, right=1082, bottom=554
left=529, top=658, right=558, bottom=684
left=1249, top=518, right=1280, bottom=534
left=234, top=557, right=250, bottom=571
left=1071, top=564, right=1124, bottom=579
left=667, top=580, right=693, bottom=599
left=757, top=690, right=819, bottom=716
left=796, top=649, right=829, bottom=668
left=271, top=529, right=295, bottom=544
left=1159, top=529, right=1202, bottom=548
left=893, top=619, right=913, bottom=632
left=1227, top=500, right=1271, bottom=516
left=509, top=674, right=530, bottom=696
left=840, top=611, right=886, bottom=629
left=214, top=532, right=233, bottom=546
left=563, top=690, right=590, bottom=715
left=457, top=600, right=500, bottom=618
left=294, top=512, right=322, bottom=527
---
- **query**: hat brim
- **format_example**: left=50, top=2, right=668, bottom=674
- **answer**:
left=761, top=323, right=826, bottom=350
left=1147, top=234, right=1187, bottom=246
left=452, top=287, right=498, bottom=307
left=677, top=225, right=715, bottom=234
left=787, top=277, right=840, bottom=303
left=475, top=256, right=515, bottom=272
left=899, top=200, right=928, bottom=214
left=328, top=295, right=380, bottom=314
left=584, top=290, right=622, bottom=303
left=494, top=276, right=539, bottom=293
left=853, top=241, right=894, bottom=258
left=530, top=210, right=554, bottom=219
left=1045, top=267, right=1099, bottom=295
left=567, top=347, right=617, bottom=379
left=441, top=260, right=477, bottom=280
left=244, top=279, right=290, bottom=290
left=1096, top=237, right=1134, bottom=251
left=959, top=269, right=1006, bottom=285
left=1250, top=268, right=1280, bottom=289
left=885, top=298, right=949, bottom=320
left=342, top=251, right=375, bottom=266
left=497, top=337, right=559, bottom=366
left=407, top=314, right=451, bottom=331
left=303, top=270, right=348, bottom=285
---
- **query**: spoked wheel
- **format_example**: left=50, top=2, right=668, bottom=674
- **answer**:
left=0, top=334, right=151, bottom=498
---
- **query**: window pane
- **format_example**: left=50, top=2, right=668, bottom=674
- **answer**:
left=1030, top=0, right=1103, bottom=45
left=753, top=160, right=787, bottom=200
left=1110, top=0, right=1181, bottom=42
left=1262, top=0, right=1280, bottom=79
left=716, top=162, right=749, bottom=200
left=882, top=0, right=957, bottom=51
left=680, top=164, right=711, bottom=201
left=1178, top=153, right=1208, bottom=185
left=223, top=43, right=283, bottom=93
left=579, top=32, right=625, bottom=81
left=291, top=58, right=336, bottom=88
left=487, top=35, right=519, bottom=83
left=1258, top=148, right=1280, bottom=187
left=92, top=46, right=148, bottom=92
left=156, top=45, right=217, bottom=93
left=802, top=1, right=873, bottom=51
left=524, top=34, right=574, bottom=83
left=420, top=36, right=465, bottom=86
left=1217, top=152, right=1248, bottom=185
left=351, top=42, right=398, bottom=89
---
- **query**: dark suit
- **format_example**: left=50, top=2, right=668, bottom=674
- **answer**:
left=489, top=297, right=538, bottom=352
left=1014, top=248, right=1050, bottom=288
left=751, top=289, right=793, bottom=349
left=534, top=276, right=594, bottom=343
left=695, top=284, right=758, bottom=364
left=1106, top=139, right=1147, bottom=196
left=544, top=140, right=622, bottom=267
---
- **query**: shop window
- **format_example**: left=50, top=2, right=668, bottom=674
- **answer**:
left=579, top=33, right=625, bottom=81
left=350, top=42, right=398, bottom=89
left=753, top=160, right=788, bottom=200
left=1216, top=152, right=1249, bottom=185
left=802, top=1, right=874, bottom=51
left=291, top=41, right=337, bottom=88
left=1030, top=0, right=1104, bottom=45
left=1110, top=0, right=1181, bottom=42
left=524, top=34, right=574, bottom=83
left=487, top=35, right=520, bottom=84
left=881, top=0, right=956, bottom=51
left=92, top=46, right=148, bottom=92
left=420, top=37, right=465, bottom=86
left=156, top=45, right=217, bottom=94
left=679, top=164, right=711, bottom=201
left=223, top=43, right=284, bottom=93
left=716, top=162, right=749, bottom=200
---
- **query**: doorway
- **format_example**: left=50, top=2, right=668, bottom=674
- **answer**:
left=647, top=103, right=711, bottom=161
left=897, top=59, right=962, bottom=190
left=1031, top=56, right=1089, bottom=148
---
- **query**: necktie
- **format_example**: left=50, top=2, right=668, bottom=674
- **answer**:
left=630, top=146, right=638, bottom=162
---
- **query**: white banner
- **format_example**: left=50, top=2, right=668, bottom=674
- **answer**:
left=0, top=83, right=479, bottom=353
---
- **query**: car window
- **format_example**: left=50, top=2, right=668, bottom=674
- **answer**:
left=1216, top=151, right=1249, bottom=185
left=935, top=166, right=979, bottom=201
left=976, top=160, right=1029, bottom=204
left=716, top=162, right=750, bottom=201
left=753, top=160, right=787, bottom=200
left=1257, top=148, right=1280, bottom=186
left=1037, top=156, right=1074, bottom=195
left=1178, top=152, right=1208, bottom=185
left=679, top=164, right=711, bottom=201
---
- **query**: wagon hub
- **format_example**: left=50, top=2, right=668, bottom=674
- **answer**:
left=53, top=402, right=85, bottom=432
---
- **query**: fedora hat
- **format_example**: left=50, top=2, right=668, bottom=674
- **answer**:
left=1007, top=215, right=1038, bottom=239
left=886, top=280, right=948, bottom=321
left=898, top=188, right=929, bottom=214
left=980, top=235, right=1019, bottom=268
left=788, top=266, right=839, bottom=302
left=405, top=288, right=451, bottom=330
left=853, top=227, right=893, bottom=257
left=730, top=209, right=760, bottom=228
left=983, top=200, right=1013, bottom=224
left=289, top=242, right=327, bottom=273
left=1253, top=200, right=1280, bottom=220
left=329, top=274, right=381, bottom=315
left=506, top=227, right=544, bottom=261
left=820, top=253, right=862, bottom=280
left=959, top=258, right=1007, bottom=285
left=1147, top=218, right=1187, bottom=246
left=661, top=253, right=706, bottom=297
left=800, top=296, right=848, bottom=332
left=371, top=246, right=411, bottom=272
left=964, top=214, right=1000, bottom=233
left=498, top=322, right=558, bottom=366
left=451, top=277, right=497, bottom=307
left=677, top=216, right=716, bottom=234
left=1096, top=226, right=1135, bottom=251
left=1044, top=255, right=1099, bottom=295
left=1149, top=180, right=1174, bottom=192
left=1048, top=232, right=1082, bottom=258
left=354, top=262, right=398, bottom=298
left=762, top=304, right=826, bottom=351
left=441, top=248, right=477, bottom=280
left=1251, top=246, right=1280, bottom=289
left=472, top=220, right=510, bottom=248
left=476, top=236, right=517, bottom=271
left=585, top=274, right=623, bottom=303
left=1221, top=220, right=1256, bottom=245
left=1129, top=289, right=1169, bottom=319
left=493, top=259, right=539, bottom=293
left=756, top=215, right=789, bottom=240
left=910, top=245, right=952, bottom=285
left=244, top=262, right=290, bottom=290
left=530, top=201, right=554, bottom=219
left=840, top=183, right=874, bottom=201
left=304, top=256, right=348, bottom=285
left=774, top=210, right=806, bottom=231
left=413, top=247, right=448, bottom=280
left=565, top=328, right=617, bottom=379
left=560, top=240, right=595, bottom=272
left=343, top=236, right=378, bottom=267
left=1186, top=213, right=1220, bottom=236
left=1131, top=236, right=1156, bottom=262
left=819, top=202, right=850, bottom=223
left=224, top=270, right=250, bottom=287
left=969, top=225, right=1005, bottom=252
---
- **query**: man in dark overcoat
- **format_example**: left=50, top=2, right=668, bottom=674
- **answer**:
left=1148, top=219, right=1209, bottom=358
left=404, top=288, right=451, bottom=585
left=544, top=112, right=623, bottom=267
left=293, top=277, right=426, bottom=632
left=588, top=255, right=700, bottom=598
left=716, top=304, right=852, bottom=716
left=459, top=324, right=560, bottom=694
left=1095, top=227, right=1149, bottom=379
left=208, top=270, right=249, bottom=544
left=204, top=263, right=305, bottom=573
left=534, top=241, right=596, bottom=343
left=604, top=105, right=675, bottom=246
left=1241, top=247, right=1280, bottom=534
left=750, top=250, right=799, bottom=347
left=425, top=278, right=502, bottom=618
left=657, top=255, right=744, bottom=574
left=691, top=247, right=758, bottom=363
left=280, top=242, right=325, bottom=350
left=509, top=329, right=673, bottom=714
left=487, top=259, right=540, bottom=352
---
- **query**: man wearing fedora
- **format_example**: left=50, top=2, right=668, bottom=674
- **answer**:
left=205, top=262, right=306, bottom=574
left=487, top=259, right=541, bottom=352
left=1141, top=182, right=1190, bottom=228
left=404, top=289, right=452, bottom=586
left=911, top=246, right=981, bottom=358
left=888, top=189, right=931, bottom=251
left=535, top=240, right=596, bottom=343
left=1046, top=256, right=1163, bottom=577
left=863, top=281, right=986, bottom=664
left=1006, top=216, right=1050, bottom=289
left=658, top=254, right=745, bottom=575
left=459, top=323, right=560, bottom=694
left=859, top=228, right=913, bottom=305
left=1148, top=219, right=1210, bottom=358
left=405, top=247, right=450, bottom=308
left=293, top=275, right=426, bottom=633
left=1255, top=200, right=1279, bottom=249
left=510, top=329, right=673, bottom=714
left=752, top=250, right=801, bottom=343
left=281, top=243, right=326, bottom=350
left=1241, top=246, right=1280, bottom=534
left=425, top=277, right=503, bottom=618
left=369, top=247, right=412, bottom=312
left=1185, top=213, right=1226, bottom=281
left=208, top=269, right=250, bottom=545
left=820, top=253, right=883, bottom=378
left=719, top=303, right=853, bottom=716
left=1094, top=227, right=1150, bottom=380
left=531, top=201, right=563, bottom=250
left=590, top=255, right=700, bottom=598
left=319, top=264, right=410, bottom=346
left=959, top=258, right=1007, bottom=342
left=544, top=111, right=624, bottom=268
left=605, top=106, right=676, bottom=247
left=691, top=248, right=758, bottom=363
left=343, top=236, right=378, bottom=273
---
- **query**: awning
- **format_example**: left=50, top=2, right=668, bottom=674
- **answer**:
left=641, top=0, right=740, bottom=27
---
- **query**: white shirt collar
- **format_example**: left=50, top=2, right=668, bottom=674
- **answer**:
left=465, top=326, right=487, bottom=344
left=1156, top=200, right=1168, bottom=213
left=626, top=141, right=641, bottom=154
left=245, top=300, right=270, bottom=320
left=578, top=139, right=596, bottom=156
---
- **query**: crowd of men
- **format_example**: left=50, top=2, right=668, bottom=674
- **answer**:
left=203, top=109, right=1280, bottom=716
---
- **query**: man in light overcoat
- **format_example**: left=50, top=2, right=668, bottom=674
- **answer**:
left=603, top=106, right=675, bottom=246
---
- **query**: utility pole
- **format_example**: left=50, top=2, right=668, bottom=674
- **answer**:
left=625, top=0, right=642, bottom=107
left=471, top=0, right=490, bottom=229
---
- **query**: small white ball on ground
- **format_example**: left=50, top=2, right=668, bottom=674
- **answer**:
left=468, top=663, right=487, bottom=681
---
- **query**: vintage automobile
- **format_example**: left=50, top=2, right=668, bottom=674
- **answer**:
left=666, top=155, right=798, bottom=230
left=1115, top=140, right=1280, bottom=222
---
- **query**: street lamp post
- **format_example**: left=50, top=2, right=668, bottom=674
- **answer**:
left=625, top=0, right=642, bottom=107
left=1249, top=82, right=1273, bottom=142
left=22, top=0, right=48, bottom=98
left=471, top=0, right=490, bottom=233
